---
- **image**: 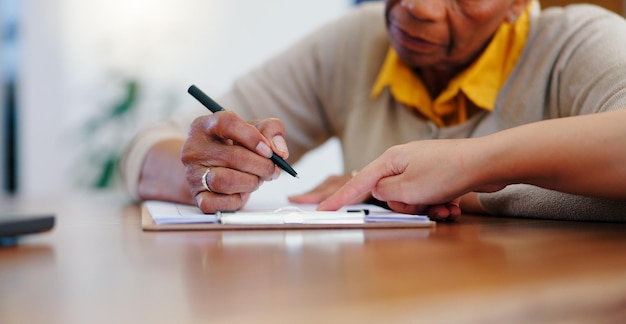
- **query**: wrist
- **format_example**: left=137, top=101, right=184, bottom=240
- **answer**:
left=464, top=136, right=510, bottom=193
left=463, top=137, right=496, bottom=189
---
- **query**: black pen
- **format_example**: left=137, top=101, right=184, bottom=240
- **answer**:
left=187, top=84, right=299, bottom=178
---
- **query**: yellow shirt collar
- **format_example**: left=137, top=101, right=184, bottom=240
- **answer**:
left=371, top=4, right=531, bottom=126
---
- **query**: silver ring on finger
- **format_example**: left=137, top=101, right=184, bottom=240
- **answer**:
left=201, top=168, right=212, bottom=192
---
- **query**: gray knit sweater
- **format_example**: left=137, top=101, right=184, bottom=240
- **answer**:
left=121, top=2, right=626, bottom=221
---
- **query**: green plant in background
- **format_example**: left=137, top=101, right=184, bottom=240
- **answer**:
left=81, top=79, right=139, bottom=190
left=76, top=78, right=178, bottom=191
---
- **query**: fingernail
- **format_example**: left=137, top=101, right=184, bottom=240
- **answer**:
left=272, top=135, right=288, bottom=154
left=371, top=188, right=381, bottom=200
left=256, top=142, right=273, bottom=158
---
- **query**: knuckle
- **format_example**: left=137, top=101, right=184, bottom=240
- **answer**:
left=256, top=118, right=285, bottom=134
left=213, top=112, right=239, bottom=132
left=211, top=170, right=261, bottom=194
left=197, top=194, right=246, bottom=213
left=262, top=163, right=276, bottom=178
left=193, top=112, right=237, bottom=137
left=197, top=196, right=219, bottom=213
left=266, top=117, right=283, bottom=128
left=190, top=115, right=211, bottom=134
left=184, top=166, right=200, bottom=188
left=180, top=145, right=195, bottom=164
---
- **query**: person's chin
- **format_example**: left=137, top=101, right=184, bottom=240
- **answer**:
left=393, top=47, right=442, bottom=69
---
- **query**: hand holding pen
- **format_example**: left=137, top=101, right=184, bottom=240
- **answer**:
left=181, top=85, right=298, bottom=213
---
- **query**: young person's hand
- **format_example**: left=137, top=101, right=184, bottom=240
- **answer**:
left=317, top=139, right=504, bottom=221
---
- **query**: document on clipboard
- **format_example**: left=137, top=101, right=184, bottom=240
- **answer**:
left=141, top=200, right=435, bottom=231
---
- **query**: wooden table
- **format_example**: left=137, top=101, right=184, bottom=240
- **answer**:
left=1, top=193, right=625, bottom=323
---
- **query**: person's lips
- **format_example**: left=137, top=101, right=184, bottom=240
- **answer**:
left=390, top=24, right=440, bottom=53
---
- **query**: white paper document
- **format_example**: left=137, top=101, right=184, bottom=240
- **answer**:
left=144, top=200, right=430, bottom=225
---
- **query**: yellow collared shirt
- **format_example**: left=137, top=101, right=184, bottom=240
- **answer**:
left=371, top=6, right=531, bottom=127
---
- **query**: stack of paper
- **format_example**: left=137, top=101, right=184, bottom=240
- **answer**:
left=144, top=200, right=430, bottom=226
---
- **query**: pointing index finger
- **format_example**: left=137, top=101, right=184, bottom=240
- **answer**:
left=316, top=162, right=385, bottom=211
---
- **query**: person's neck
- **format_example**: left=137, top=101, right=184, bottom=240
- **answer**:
left=416, top=40, right=491, bottom=98
left=417, top=67, right=461, bottom=99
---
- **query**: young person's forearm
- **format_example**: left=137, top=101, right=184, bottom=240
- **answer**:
left=477, top=110, right=626, bottom=199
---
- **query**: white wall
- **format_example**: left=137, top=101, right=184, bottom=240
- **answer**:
left=19, top=0, right=349, bottom=197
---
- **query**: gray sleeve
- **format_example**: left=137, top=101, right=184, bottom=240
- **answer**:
left=551, top=5, right=626, bottom=117
left=478, top=185, right=626, bottom=222
left=217, top=4, right=383, bottom=164
left=476, top=7, right=626, bottom=221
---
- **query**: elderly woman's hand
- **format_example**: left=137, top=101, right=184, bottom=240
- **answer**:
left=181, top=111, right=288, bottom=213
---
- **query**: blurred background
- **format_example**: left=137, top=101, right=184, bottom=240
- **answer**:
left=1, top=0, right=623, bottom=200
left=0, top=0, right=377, bottom=200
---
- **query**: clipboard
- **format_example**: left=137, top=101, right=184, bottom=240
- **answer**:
left=141, top=201, right=435, bottom=231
